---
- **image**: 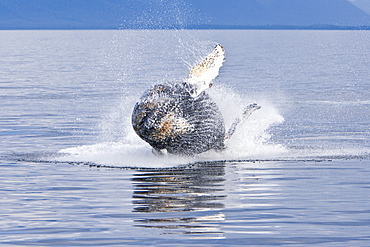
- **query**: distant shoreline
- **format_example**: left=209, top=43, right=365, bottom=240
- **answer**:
left=1, top=24, right=370, bottom=31
left=192, top=24, right=370, bottom=30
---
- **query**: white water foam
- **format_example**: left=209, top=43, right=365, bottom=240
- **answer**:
left=209, top=86, right=288, bottom=159
left=57, top=142, right=195, bottom=168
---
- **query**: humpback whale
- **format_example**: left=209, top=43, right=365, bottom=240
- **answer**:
left=131, top=45, right=260, bottom=155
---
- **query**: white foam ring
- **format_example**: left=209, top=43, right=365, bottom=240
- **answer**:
left=57, top=85, right=289, bottom=168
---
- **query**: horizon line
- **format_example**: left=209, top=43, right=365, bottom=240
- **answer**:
left=1, top=24, right=370, bottom=31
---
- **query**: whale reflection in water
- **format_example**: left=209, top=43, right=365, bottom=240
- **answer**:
left=132, top=162, right=226, bottom=238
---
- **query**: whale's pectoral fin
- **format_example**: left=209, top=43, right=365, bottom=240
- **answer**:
left=242, top=103, right=261, bottom=120
left=186, top=44, right=226, bottom=97
left=226, top=103, right=261, bottom=139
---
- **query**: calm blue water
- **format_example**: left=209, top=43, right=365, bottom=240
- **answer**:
left=1, top=30, right=370, bottom=246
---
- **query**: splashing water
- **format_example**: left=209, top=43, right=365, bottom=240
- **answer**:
left=208, top=86, right=287, bottom=158
left=56, top=84, right=288, bottom=168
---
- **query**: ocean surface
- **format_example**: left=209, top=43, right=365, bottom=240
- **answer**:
left=1, top=30, right=370, bottom=246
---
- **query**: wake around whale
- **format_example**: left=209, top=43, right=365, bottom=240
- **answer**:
left=131, top=45, right=260, bottom=155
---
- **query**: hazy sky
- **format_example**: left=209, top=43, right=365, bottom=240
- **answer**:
left=349, top=0, right=370, bottom=14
